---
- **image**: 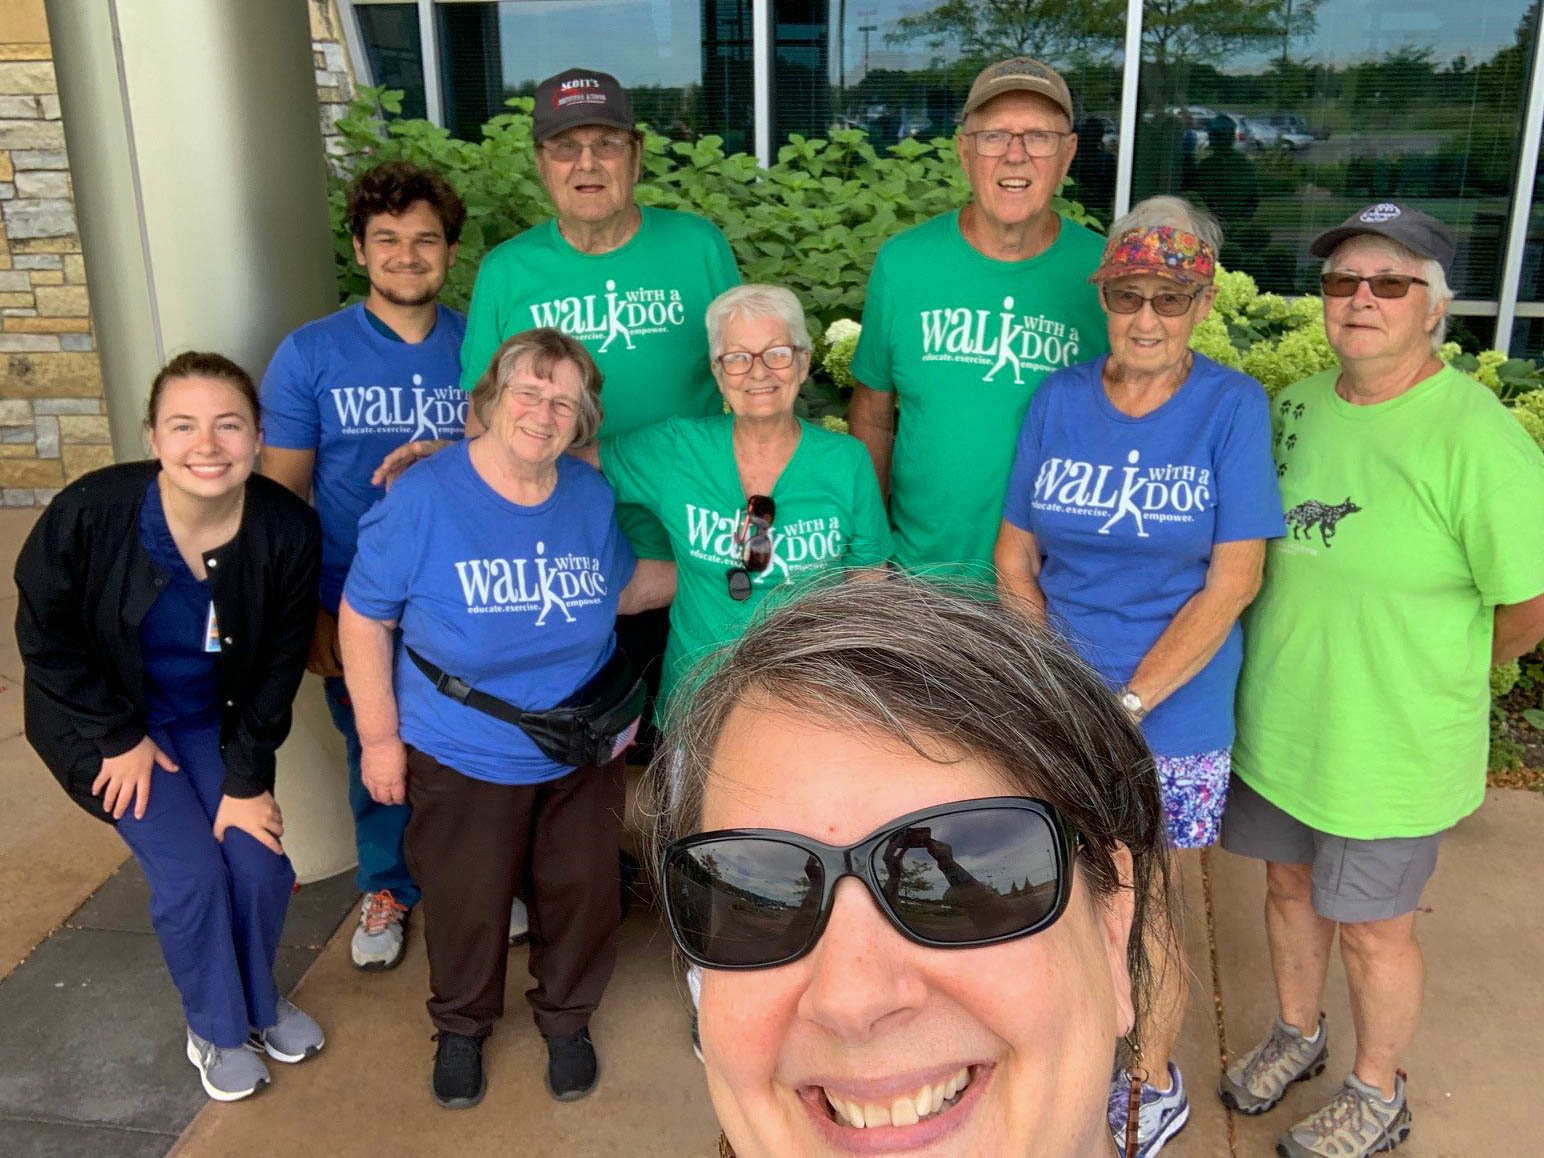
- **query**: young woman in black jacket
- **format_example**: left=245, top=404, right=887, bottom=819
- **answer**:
left=15, top=351, right=325, bottom=1102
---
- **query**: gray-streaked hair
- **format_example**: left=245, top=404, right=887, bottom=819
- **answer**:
left=645, top=573, right=1174, bottom=1045
left=1108, top=195, right=1224, bottom=256
left=1322, top=237, right=1454, bottom=350
left=705, top=284, right=812, bottom=361
left=468, top=327, right=605, bottom=446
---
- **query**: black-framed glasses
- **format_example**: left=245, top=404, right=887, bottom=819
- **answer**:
left=962, top=129, right=1071, bottom=158
left=1319, top=272, right=1430, bottom=299
left=1102, top=286, right=1201, bottom=317
left=726, top=494, right=774, bottom=602
left=541, top=135, right=631, bottom=163
left=716, top=346, right=801, bottom=375
left=662, top=797, right=1078, bottom=970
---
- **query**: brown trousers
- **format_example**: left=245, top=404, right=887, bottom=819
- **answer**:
left=404, top=747, right=625, bottom=1039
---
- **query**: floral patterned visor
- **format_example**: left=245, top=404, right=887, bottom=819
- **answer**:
left=1088, top=225, right=1217, bottom=287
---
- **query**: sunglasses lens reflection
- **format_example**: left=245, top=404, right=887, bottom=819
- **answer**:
left=666, top=838, right=825, bottom=967
left=876, top=808, right=1063, bottom=943
left=726, top=568, right=752, bottom=601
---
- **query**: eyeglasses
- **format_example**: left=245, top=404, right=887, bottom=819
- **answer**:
left=716, top=345, right=801, bottom=376
left=541, top=135, right=631, bottom=163
left=962, top=129, right=1071, bottom=158
left=1102, top=286, right=1201, bottom=317
left=661, top=797, right=1078, bottom=970
left=1319, top=272, right=1430, bottom=299
left=505, top=385, right=580, bottom=421
left=726, top=494, right=775, bottom=602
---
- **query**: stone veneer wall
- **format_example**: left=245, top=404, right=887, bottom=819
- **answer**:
left=0, top=0, right=357, bottom=506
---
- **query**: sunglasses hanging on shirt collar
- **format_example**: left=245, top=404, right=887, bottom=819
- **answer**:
left=726, top=494, right=775, bottom=602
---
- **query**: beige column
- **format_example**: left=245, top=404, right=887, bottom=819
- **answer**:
left=45, top=0, right=355, bottom=882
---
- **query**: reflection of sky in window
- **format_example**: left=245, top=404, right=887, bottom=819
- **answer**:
left=494, top=0, right=703, bottom=88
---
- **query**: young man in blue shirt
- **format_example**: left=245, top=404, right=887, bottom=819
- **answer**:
left=260, top=162, right=468, bottom=971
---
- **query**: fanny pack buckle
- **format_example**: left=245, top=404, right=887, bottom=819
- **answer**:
left=433, top=670, right=473, bottom=704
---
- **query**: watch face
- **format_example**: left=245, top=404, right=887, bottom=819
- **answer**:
left=1120, top=692, right=1143, bottom=713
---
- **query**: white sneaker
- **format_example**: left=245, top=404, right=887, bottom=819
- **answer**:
left=350, top=889, right=409, bottom=971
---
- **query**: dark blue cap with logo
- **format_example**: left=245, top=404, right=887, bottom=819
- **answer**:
left=1309, top=202, right=1456, bottom=272
left=532, top=68, right=634, bottom=142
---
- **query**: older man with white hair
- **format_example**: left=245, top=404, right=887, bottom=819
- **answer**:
left=847, top=56, right=1109, bottom=578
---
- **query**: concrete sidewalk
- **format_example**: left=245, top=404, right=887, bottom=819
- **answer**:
left=0, top=502, right=1538, bottom=1155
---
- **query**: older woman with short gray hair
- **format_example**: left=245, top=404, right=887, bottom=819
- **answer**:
left=573, top=284, right=893, bottom=717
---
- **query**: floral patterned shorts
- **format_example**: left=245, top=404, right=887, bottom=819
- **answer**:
left=1153, top=747, right=1232, bottom=848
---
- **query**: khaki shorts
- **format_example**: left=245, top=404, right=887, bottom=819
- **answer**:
left=1219, top=776, right=1442, bottom=923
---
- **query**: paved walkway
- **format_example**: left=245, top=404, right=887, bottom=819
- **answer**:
left=1, top=506, right=1538, bottom=1155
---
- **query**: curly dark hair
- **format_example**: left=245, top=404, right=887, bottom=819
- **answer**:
left=345, top=161, right=467, bottom=246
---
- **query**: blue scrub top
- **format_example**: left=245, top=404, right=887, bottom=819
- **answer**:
left=137, top=477, right=221, bottom=726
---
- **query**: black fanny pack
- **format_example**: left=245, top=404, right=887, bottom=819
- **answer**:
left=406, top=645, right=646, bottom=768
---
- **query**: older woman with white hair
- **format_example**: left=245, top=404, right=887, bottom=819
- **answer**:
left=1218, top=204, right=1544, bottom=1158
left=573, top=283, right=893, bottom=716
left=994, top=195, right=1285, bottom=1156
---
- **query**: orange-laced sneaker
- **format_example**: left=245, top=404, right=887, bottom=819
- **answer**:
left=351, top=888, right=409, bottom=971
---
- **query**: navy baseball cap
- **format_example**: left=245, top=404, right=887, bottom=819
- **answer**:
left=1309, top=202, right=1456, bottom=272
left=532, top=69, right=634, bottom=142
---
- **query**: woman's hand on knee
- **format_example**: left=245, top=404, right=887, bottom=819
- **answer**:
left=213, top=791, right=285, bottom=855
left=361, top=738, right=408, bottom=806
left=92, top=735, right=179, bottom=820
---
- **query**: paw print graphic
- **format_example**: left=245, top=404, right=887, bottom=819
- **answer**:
left=1292, top=403, right=1305, bottom=419
left=1285, top=433, right=1297, bottom=450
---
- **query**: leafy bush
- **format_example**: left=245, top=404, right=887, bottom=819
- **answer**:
left=327, top=87, right=1097, bottom=340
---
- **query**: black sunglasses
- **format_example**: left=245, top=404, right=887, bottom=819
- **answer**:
left=661, top=797, right=1078, bottom=970
left=1319, top=272, right=1430, bottom=299
left=726, top=494, right=775, bottom=602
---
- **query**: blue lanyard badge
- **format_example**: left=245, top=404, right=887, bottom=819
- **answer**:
left=204, top=601, right=222, bottom=653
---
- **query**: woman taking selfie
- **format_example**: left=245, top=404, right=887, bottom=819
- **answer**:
left=648, top=575, right=1172, bottom=1158
left=16, top=352, right=324, bottom=1102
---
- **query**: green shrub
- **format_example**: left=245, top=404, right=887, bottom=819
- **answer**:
left=327, top=87, right=1097, bottom=340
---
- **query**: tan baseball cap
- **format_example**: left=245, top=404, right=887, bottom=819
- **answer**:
left=961, top=57, right=1074, bottom=125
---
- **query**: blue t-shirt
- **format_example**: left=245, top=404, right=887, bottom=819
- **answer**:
left=344, top=441, right=636, bottom=784
left=259, top=302, right=467, bottom=615
left=1002, top=353, right=1285, bottom=756
left=137, top=478, right=220, bottom=727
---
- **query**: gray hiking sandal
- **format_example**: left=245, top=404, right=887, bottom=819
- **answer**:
left=187, top=1027, right=270, bottom=1101
left=1277, top=1071, right=1412, bottom=1157
left=1219, top=1015, right=1329, bottom=1115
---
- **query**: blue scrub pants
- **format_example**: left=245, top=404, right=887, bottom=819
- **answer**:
left=116, top=713, right=295, bottom=1048
left=323, top=675, right=420, bottom=907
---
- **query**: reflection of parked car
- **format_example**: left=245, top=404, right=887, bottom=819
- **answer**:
left=1245, top=118, right=1281, bottom=149
left=1267, top=112, right=1328, bottom=143
left=1083, top=114, right=1118, bottom=153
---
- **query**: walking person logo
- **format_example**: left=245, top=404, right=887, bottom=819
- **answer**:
left=918, top=295, right=1081, bottom=384
left=452, top=541, right=610, bottom=623
left=527, top=281, right=688, bottom=353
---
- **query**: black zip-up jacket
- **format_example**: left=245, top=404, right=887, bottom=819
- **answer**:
left=15, top=461, right=321, bottom=821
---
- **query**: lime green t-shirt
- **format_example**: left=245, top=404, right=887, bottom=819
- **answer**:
left=1234, top=366, right=1544, bottom=839
left=849, top=209, right=1109, bottom=576
left=460, top=207, right=740, bottom=558
left=600, top=415, right=894, bottom=711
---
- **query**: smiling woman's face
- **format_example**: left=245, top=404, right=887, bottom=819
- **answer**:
left=696, top=698, right=1135, bottom=1158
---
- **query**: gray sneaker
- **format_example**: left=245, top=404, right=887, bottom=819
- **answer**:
left=250, top=997, right=325, bottom=1063
left=351, top=889, right=409, bottom=971
left=186, top=1027, right=270, bottom=1101
left=1219, top=1015, right=1328, bottom=1115
left=1277, top=1072, right=1412, bottom=1157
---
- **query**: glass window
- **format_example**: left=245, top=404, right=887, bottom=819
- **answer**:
left=1510, top=90, right=1544, bottom=358
left=768, top=0, right=1122, bottom=221
left=1134, top=0, right=1539, bottom=300
left=434, top=1, right=744, bottom=149
left=355, top=0, right=429, bottom=121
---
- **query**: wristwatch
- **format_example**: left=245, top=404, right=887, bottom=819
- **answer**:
left=1119, top=689, right=1146, bottom=722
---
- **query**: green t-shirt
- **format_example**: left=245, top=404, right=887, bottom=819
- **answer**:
left=1234, top=365, right=1544, bottom=839
left=600, top=415, right=894, bottom=711
left=850, top=209, right=1109, bottom=576
left=460, top=207, right=741, bottom=558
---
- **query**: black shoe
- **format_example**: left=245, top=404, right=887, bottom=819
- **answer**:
left=430, top=1031, right=486, bottom=1109
left=544, top=1027, right=598, bottom=1101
